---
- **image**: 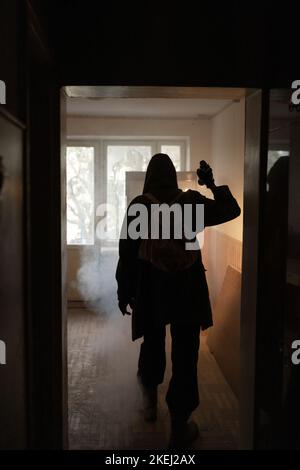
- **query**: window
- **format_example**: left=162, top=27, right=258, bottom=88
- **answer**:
left=66, top=146, right=94, bottom=245
left=66, top=138, right=188, bottom=245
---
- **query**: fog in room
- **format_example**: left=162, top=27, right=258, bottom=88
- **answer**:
left=65, top=89, right=245, bottom=449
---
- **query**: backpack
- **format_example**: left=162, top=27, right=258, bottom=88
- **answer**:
left=138, top=191, right=199, bottom=273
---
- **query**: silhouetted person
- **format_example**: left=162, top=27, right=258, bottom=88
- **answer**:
left=256, top=155, right=289, bottom=447
left=116, top=154, right=240, bottom=448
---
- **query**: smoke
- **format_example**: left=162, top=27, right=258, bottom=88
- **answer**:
left=76, top=247, right=119, bottom=316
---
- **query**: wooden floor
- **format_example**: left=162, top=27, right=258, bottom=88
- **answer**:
left=68, top=308, right=239, bottom=450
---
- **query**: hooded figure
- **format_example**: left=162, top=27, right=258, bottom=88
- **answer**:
left=116, top=153, right=240, bottom=448
left=143, top=152, right=179, bottom=194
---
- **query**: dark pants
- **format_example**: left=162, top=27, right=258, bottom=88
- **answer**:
left=138, top=323, right=201, bottom=421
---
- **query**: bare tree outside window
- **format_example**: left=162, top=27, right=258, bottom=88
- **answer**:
left=66, top=141, right=184, bottom=244
left=67, top=146, right=94, bottom=245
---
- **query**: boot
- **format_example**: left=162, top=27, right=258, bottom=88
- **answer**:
left=168, top=415, right=199, bottom=449
left=137, top=373, right=158, bottom=422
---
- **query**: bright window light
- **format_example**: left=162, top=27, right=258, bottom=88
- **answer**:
left=66, top=146, right=94, bottom=245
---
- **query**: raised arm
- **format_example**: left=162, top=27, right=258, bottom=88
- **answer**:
left=195, top=161, right=241, bottom=227
left=200, top=184, right=241, bottom=227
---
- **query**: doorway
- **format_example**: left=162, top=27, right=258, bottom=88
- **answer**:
left=61, top=86, right=248, bottom=449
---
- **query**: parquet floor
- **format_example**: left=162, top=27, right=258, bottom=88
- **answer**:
left=68, top=308, right=238, bottom=450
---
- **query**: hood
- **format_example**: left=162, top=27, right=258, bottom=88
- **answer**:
left=143, top=153, right=178, bottom=194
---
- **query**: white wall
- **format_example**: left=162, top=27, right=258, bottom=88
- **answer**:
left=211, top=100, right=245, bottom=241
left=204, top=100, right=245, bottom=397
left=203, top=100, right=245, bottom=307
left=67, top=116, right=212, bottom=171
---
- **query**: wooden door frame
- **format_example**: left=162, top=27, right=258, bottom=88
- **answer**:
left=240, top=88, right=270, bottom=449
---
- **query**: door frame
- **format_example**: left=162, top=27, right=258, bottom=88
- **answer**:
left=57, top=85, right=268, bottom=449
left=240, top=88, right=270, bottom=449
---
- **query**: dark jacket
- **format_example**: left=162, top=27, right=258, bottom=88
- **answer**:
left=116, top=154, right=241, bottom=341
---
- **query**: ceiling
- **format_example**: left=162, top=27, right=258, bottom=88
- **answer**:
left=66, top=97, right=235, bottom=119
